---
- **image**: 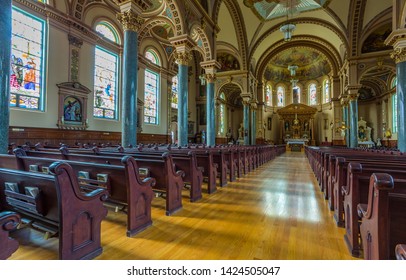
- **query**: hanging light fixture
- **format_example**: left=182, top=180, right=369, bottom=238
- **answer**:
left=280, top=23, right=296, bottom=41
left=288, top=65, right=298, bottom=76
left=279, top=0, right=297, bottom=42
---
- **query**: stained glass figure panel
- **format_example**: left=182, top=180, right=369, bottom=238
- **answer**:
left=144, top=69, right=159, bottom=125
left=10, top=8, right=45, bottom=110
left=309, top=84, right=317, bottom=105
left=171, top=76, right=178, bottom=109
left=266, top=84, right=272, bottom=106
left=94, top=47, right=118, bottom=119
left=324, top=79, right=330, bottom=103
left=277, top=86, right=284, bottom=107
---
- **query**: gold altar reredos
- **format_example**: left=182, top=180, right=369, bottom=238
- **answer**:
left=277, top=103, right=317, bottom=145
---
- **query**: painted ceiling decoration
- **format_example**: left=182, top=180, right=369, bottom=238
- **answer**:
left=217, top=52, right=241, bottom=72
left=361, top=23, right=392, bottom=54
left=264, top=47, right=331, bottom=83
left=244, top=0, right=330, bottom=21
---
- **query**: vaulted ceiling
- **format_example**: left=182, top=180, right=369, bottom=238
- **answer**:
left=215, top=0, right=394, bottom=101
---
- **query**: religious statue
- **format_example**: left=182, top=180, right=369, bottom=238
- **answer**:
left=238, top=123, right=244, bottom=139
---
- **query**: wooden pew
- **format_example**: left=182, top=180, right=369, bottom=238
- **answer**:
left=342, top=163, right=406, bottom=257
left=0, top=211, right=20, bottom=259
left=12, top=149, right=156, bottom=236
left=0, top=162, right=108, bottom=260
left=358, top=173, right=406, bottom=259
left=395, top=244, right=406, bottom=260
left=18, top=149, right=185, bottom=216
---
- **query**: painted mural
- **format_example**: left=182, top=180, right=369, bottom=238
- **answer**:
left=264, top=48, right=331, bottom=83
left=217, top=52, right=240, bottom=72
left=361, top=23, right=392, bottom=53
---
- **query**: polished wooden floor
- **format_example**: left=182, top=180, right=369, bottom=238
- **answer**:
left=9, top=151, right=357, bottom=260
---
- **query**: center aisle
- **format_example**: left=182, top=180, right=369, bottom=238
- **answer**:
left=97, top=151, right=355, bottom=260
left=9, top=151, right=356, bottom=260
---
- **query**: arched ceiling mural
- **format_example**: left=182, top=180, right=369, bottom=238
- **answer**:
left=264, top=47, right=331, bottom=83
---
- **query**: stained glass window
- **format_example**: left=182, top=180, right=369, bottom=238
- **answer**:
left=265, top=84, right=272, bottom=106
left=309, top=83, right=317, bottom=105
left=324, top=79, right=330, bottom=103
left=277, top=86, right=284, bottom=107
left=392, top=77, right=397, bottom=133
left=94, top=47, right=118, bottom=119
left=144, top=69, right=159, bottom=124
left=293, top=86, right=300, bottom=103
left=145, top=49, right=160, bottom=66
left=171, top=76, right=178, bottom=109
left=219, top=93, right=226, bottom=135
left=10, top=8, right=46, bottom=110
left=96, top=22, right=118, bottom=43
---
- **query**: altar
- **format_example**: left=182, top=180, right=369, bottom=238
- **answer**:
left=277, top=103, right=317, bottom=147
left=286, top=139, right=308, bottom=152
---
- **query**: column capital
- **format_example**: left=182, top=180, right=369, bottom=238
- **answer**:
left=340, top=97, right=349, bottom=106
left=117, top=10, right=144, bottom=32
left=174, top=51, right=193, bottom=66
left=345, top=84, right=362, bottom=101
left=205, top=73, right=216, bottom=83
left=68, top=34, right=83, bottom=48
left=170, top=35, right=196, bottom=66
left=242, top=96, right=251, bottom=105
left=390, top=47, right=406, bottom=64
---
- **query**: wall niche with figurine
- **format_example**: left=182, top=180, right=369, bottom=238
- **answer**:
left=56, top=82, right=89, bottom=130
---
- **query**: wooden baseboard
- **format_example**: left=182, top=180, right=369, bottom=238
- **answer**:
left=9, top=127, right=169, bottom=146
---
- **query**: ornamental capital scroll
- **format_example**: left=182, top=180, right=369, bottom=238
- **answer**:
left=390, top=47, right=406, bottom=64
left=174, top=51, right=193, bottom=66
left=205, top=73, right=216, bottom=83
left=117, top=10, right=144, bottom=32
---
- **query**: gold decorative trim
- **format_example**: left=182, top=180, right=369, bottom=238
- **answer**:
left=205, top=73, right=216, bottom=83
left=174, top=51, right=192, bottom=66
left=117, top=10, right=144, bottom=32
left=390, top=47, right=406, bottom=64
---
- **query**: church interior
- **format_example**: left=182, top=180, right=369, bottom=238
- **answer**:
left=1, top=0, right=406, bottom=262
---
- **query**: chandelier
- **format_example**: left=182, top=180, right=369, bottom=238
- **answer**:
left=280, top=23, right=295, bottom=41
left=288, top=65, right=298, bottom=76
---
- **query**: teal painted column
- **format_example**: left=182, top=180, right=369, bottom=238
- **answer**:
left=397, top=60, right=406, bottom=152
left=342, top=100, right=349, bottom=147
left=348, top=94, right=359, bottom=148
left=243, top=102, right=250, bottom=145
left=0, top=1, right=12, bottom=154
left=117, top=11, right=143, bottom=147
left=251, top=104, right=257, bottom=145
left=177, top=59, right=190, bottom=146
left=206, top=76, right=215, bottom=146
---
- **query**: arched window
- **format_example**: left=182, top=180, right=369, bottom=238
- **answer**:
left=10, top=8, right=46, bottom=110
left=265, top=84, right=272, bottom=106
left=392, top=76, right=397, bottom=133
left=145, top=49, right=160, bottom=66
left=218, top=93, right=226, bottom=135
left=93, top=22, right=119, bottom=119
left=309, top=83, right=317, bottom=105
left=324, top=79, right=330, bottom=103
left=93, top=47, right=119, bottom=119
left=96, top=22, right=119, bottom=43
left=171, top=76, right=178, bottom=109
left=144, top=49, right=160, bottom=125
left=293, top=86, right=300, bottom=103
left=277, top=86, right=285, bottom=107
